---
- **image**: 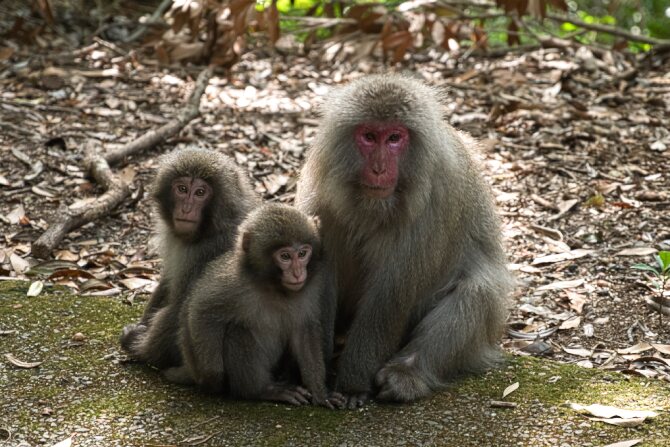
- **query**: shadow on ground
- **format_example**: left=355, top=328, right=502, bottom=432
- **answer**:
left=1, top=281, right=668, bottom=447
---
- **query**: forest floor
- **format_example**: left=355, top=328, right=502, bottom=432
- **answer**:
left=1, top=7, right=670, bottom=447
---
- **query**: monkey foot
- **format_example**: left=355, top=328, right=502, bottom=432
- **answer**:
left=375, top=361, right=431, bottom=402
left=119, top=322, right=147, bottom=353
left=262, top=384, right=312, bottom=406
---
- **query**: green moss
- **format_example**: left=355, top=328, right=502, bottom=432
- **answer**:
left=1, top=280, right=669, bottom=446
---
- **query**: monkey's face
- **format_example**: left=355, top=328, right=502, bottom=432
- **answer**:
left=272, top=243, right=312, bottom=292
left=170, top=177, right=212, bottom=239
left=354, top=123, right=409, bottom=199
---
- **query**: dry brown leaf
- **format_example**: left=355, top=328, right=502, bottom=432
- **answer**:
left=602, top=440, right=642, bottom=447
left=119, top=277, right=157, bottom=291
left=27, top=280, right=44, bottom=297
left=562, top=346, right=592, bottom=357
left=570, top=403, right=658, bottom=420
left=559, top=316, right=581, bottom=330
left=4, top=353, right=42, bottom=369
left=502, top=382, right=519, bottom=398
left=617, top=342, right=653, bottom=355
left=615, top=247, right=658, bottom=257
left=537, top=278, right=585, bottom=291
left=6, top=204, right=25, bottom=225
left=532, top=249, right=595, bottom=265
left=55, top=250, right=79, bottom=262
left=564, top=290, right=586, bottom=313
left=10, top=253, right=30, bottom=274
left=651, top=343, right=670, bottom=355
left=51, top=436, right=73, bottom=447
left=592, top=417, right=647, bottom=427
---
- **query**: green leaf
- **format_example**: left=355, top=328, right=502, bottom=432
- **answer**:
left=632, top=263, right=661, bottom=275
left=658, top=251, right=670, bottom=272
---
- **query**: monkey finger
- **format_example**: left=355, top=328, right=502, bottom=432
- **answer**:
left=345, top=392, right=368, bottom=409
left=327, top=392, right=347, bottom=409
left=293, top=385, right=312, bottom=399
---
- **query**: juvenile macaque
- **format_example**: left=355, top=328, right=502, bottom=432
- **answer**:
left=120, top=147, right=259, bottom=368
left=295, top=74, right=513, bottom=406
left=164, top=204, right=341, bottom=408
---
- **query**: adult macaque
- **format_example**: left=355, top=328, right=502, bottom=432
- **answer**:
left=164, top=204, right=341, bottom=408
left=120, top=147, right=259, bottom=368
left=295, top=75, right=513, bottom=406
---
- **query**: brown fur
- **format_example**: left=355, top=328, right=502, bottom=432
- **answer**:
left=119, top=147, right=259, bottom=369
left=163, top=204, right=337, bottom=407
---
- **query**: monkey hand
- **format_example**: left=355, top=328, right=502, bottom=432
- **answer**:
left=375, top=356, right=431, bottom=403
left=119, top=323, right=148, bottom=353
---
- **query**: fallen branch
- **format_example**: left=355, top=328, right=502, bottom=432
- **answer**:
left=32, top=142, right=131, bottom=259
left=31, top=66, right=214, bottom=258
left=105, top=66, right=213, bottom=167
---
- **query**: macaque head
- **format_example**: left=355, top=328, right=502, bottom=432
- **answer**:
left=239, top=204, right=321, bottom=294
left=272, top=243, right=312, bottom=291
left=354, top=122, right=409, bottom=199
left=170, top=177, right=212, bottom=238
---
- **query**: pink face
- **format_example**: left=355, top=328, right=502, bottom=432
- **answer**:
left=354, top=122, right=409, bottom=199
left=171, top=177, right=212, bottom=237
left=272, top=244, right=313, bottom=292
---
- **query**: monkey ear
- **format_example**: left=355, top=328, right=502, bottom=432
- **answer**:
left=242, top=232, right=251, bottom=253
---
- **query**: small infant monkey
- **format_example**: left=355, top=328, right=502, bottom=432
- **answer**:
left=164, top=203, right=343, bottom=408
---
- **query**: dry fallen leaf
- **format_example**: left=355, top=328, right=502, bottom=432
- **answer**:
left=559, top=316, right=581, bottom=330
left=50, top=436, right=73, bottom=447
left=537, top=278, right=585, bottom=291
left=27, top=280, right=44, bottom=297
left=570, top=403, right=658, bottom=420
left=502, top=382, right=519, bottom=399
left=615, top=247, right=658, bottom=257
left=10, top=253, right=30, bottom=274
left=602, top=440, right=642, bottom=447
left=4, top=353, right=43, bottom=369
left=617, top=342, right=653, bottom=355
left=651, top=343, right=670, bottom=355
left=532, top=249, right=595, bottom=265
left=6, top=204, right=26, bottom=225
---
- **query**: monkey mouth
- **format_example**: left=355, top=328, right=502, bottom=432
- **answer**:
left=361, top=184, right=395, bottom=199
left=282, top=281, right=306, bottom=292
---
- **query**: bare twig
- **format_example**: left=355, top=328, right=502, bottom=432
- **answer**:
left=124, top=0, right=173, bottom=44
left=546, top=13, right=670, bottom=47
left=104, top=66, right=213, bottom=167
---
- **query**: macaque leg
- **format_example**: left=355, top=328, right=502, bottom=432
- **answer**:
left=119, top=281, right=170, bottom=353
left=130, top=305, right=182, bottom=369
left=376, top=272, right=507, bottom=402
left=224, top=327, right=310, bottom=406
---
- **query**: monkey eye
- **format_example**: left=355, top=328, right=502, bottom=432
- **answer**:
left=195, top=188, right=206, bottom=197
left=177, top=185, right=188, bottom=193
left=298, top=250, right=307, bottom=258
left=363, top=132, right=376, bottom=142
left=280, top=252, right=291, bottom=261
left=388, top=133, right=401, bottom=143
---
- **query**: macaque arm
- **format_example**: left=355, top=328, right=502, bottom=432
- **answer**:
left=336, top=273, right=415, bottom=395
left=291, top=322, right=330, bottom=407
left=139, top=279, right=171, bottom=324
left=377, top=263, right=509, bottom=402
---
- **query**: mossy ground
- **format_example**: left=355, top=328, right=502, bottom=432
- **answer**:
left=1, top=280, right=669, bottom=447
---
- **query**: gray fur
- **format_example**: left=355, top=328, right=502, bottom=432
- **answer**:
left=165, top=204, right=335, bottom=407
left=295, top=74, right=513, bottom=403
left=119, top=147, right=259, bottom=369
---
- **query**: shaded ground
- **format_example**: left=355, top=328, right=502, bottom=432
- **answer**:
left=2, top=281, right=670, bottom=446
